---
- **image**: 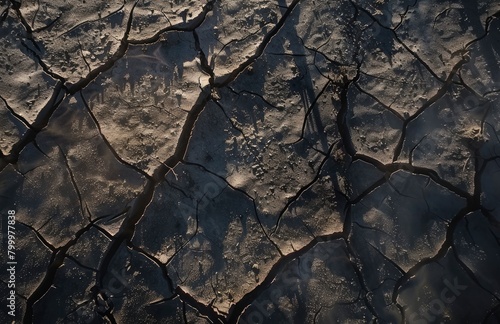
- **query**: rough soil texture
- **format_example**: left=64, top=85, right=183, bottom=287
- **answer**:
left=1, top=0, right=500, bottom=323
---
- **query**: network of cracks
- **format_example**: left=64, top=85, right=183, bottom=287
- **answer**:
left=1, top=0, right=500, bottom=323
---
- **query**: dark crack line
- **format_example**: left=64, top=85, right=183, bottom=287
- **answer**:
left=212, top=100, right=262, bottom=164
left=353, top=1, right=446, bottom=84
left=104, top=307, right=117, bottom=324
left=386, top=13, right=500, bottom=163
left=152, top=90, right=212, bottom=183
left=372, top=277, right=398, bottom=293
left=146, top=294, right=180, bottom=307
left=313, top=307, right=322, bottom=324
left=22, top=220, right=105, bottom=324
left=457, top=70, right=486, bottom=99
left=358, top=69, right=437, bottom=88
left=127, top=0, right=216, bottom=45
left=353, top=221, right=390, bottom=237
left=20, top=40, right=67, bottom=84
left=95, top=179, right=155, bottom=288
left=77, top=39, right=92, bottom=73
left=58, top=3, right=126, bottom=38
left=30, top=0, right=40, bottom=30
left=386, top=175, right=418, bottom=200
left=463, top=12, right=500, bottom=49
left=0, top=4, right=9, bottom=25
left=165, top=177, right=192, bottom=200
left=342, top=237, right=383, bottom=322
left=5, top=0, right=498, bottom=321
left=93, top=205, right=131, bottom=227
left=181, top=160, right=284, bottom=257
left=351, top=154, right=472, bottom=201
left=0, top=81, right=65, bottom=170
left=272, top=140, right=338, bottom=235
left=58, top=145, right=87, bottom=221
left=66, top=0, right=139, bottom=94
left=408, top=134, right=429, bottom=166
left=484, top=88, right=500, bottom=97
left=127, top=243, right=176, bottom=294
left=32, top=15, right=60, bottom=33
left=394, top=0, right=419, bottom=31
left=422, top=187, right=451, bottom=224
left=129, top=0, right=216, bottom=44
left=193, top=29, right=215, bottom=81
left=176, top=286, right=226, bottom=324
left=365, top=241, right=406, bottom=275
left=391, top=148, right=484, bottom=309
left=433, top=7, right=461, bottom=29
left=350, top=176, right=387, bottom=206
left=31, top=138, right=50, bottom=160
left=392, top=55, right=469, bottom=162
left=182, top=301, right=189, bottom=324
left=0, top=94, right=34, bottom=131
left=337, top=67, right=361, bottom=157
left=463, top=217, right=477, bottom=246
left=456, top=72, right=496, bottom=133
left=17, top=220, right=56, bottom=252
left=309, top=48, right=345, bottom=83
left=63, top=299, right=93, bottom=323
left=94, top=89, right=212, bottom=316
left=353, top=83, right=405, bottom=121
left=289, top=80, right=333, bottom=145
left=227, top=231, right=344, bottom=324
left=8, top=2, right=65, bottom=79
left=299, top=34, right=354, bottom=70
left=211, top=20, right=275, bottom=69
left=300, top=221, right=323, bottom=245
left=80, top=91, right=152, bottom=181
left=213, top=0, right=302, bottom=88
left=64, top=255, right=99, bottom=273
left=227, top=87, right=280, bottom=110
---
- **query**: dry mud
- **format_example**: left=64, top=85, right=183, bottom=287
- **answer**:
left=1, top=0, right=500, bottom=323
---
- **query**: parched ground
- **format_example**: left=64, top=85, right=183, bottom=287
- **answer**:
left=1, top=0, right=500, bottom=323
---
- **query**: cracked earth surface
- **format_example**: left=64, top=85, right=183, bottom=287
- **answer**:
left=1, top=0, right=500, bottom=323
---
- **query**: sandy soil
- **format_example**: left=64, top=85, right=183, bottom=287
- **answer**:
left=1, top=0, right=500, bottom=323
